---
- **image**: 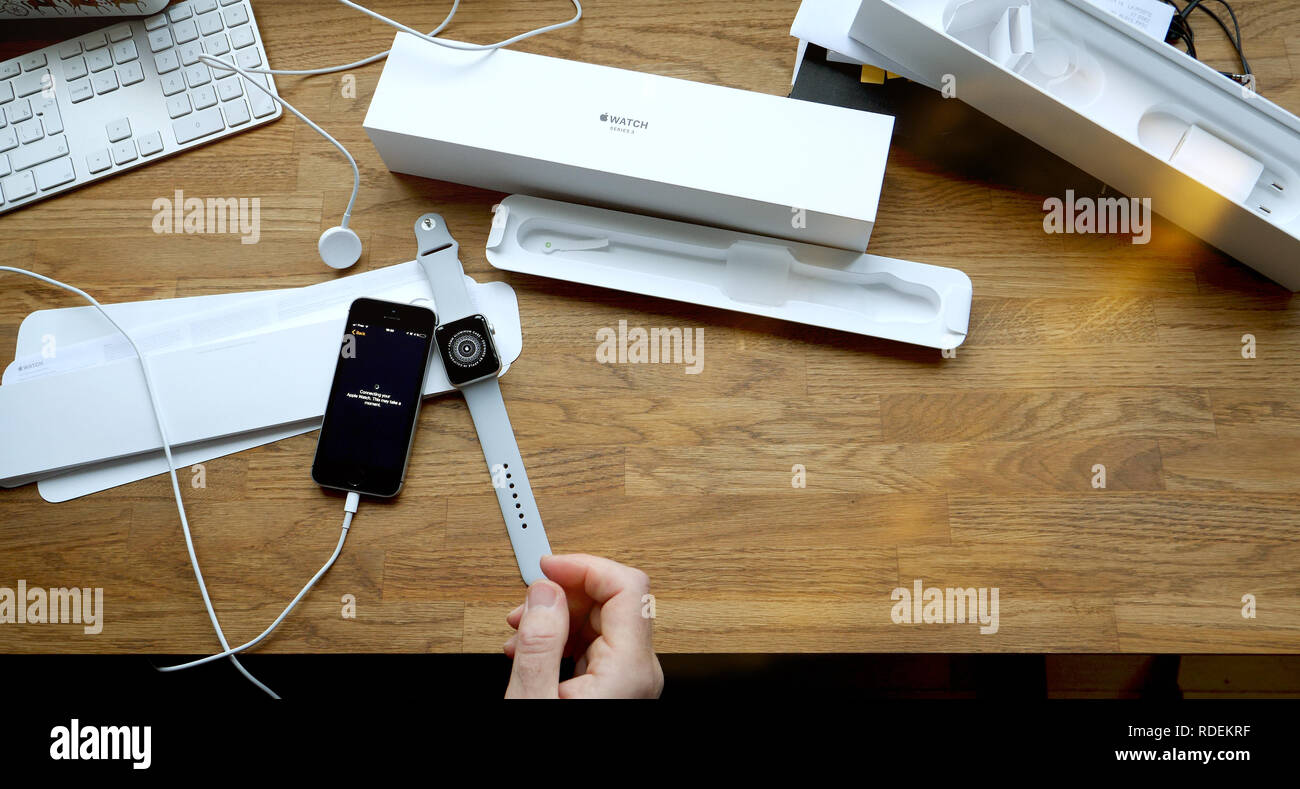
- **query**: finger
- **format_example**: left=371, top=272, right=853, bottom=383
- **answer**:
left=504, top=581, right=569, bottom=699
left=506, top=603, right=524, bottom=627
left=541, top=554, right=653, bottom=651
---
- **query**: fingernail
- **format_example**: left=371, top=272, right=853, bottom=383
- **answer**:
left=525, top=581, right=558, bottom=610
left=506, top=603, right=523, bottom=622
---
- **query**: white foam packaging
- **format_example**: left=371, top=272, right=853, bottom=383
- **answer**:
left=849, top=0, right=1300, bottom=290
left=364, top=33, right=895, bottom=253
left=486, top=195, right=971, bottom=350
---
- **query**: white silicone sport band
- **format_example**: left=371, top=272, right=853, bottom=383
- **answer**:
left=416, top=214, right=551, bottom=584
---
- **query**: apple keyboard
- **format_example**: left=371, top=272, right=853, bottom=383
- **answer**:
left=0, top=0, right=281, bottom=213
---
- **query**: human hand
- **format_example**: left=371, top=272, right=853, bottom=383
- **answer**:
left=504, top=554, right=663, bottom=699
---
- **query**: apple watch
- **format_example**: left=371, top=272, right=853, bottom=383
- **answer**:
left=414, top=213, right=551, bottom=585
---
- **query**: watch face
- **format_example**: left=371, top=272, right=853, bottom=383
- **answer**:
left=436, top=314, right=501, bottom=387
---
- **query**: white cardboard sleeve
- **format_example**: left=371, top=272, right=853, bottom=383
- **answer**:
left=364, top=33, right=895, bottom=252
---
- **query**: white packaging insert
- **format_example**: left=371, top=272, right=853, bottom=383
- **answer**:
left=486, top=195, right=971, bottom=350
left=364, top=33, right=894, bottom=252
left=0, top=263, right=523, bottom=487
left=848, top=0, right=1300, bottom=290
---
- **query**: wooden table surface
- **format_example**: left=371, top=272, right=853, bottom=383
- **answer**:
left=1, top=0, right=1298, bottom=655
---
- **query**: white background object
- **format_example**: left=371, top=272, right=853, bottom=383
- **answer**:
left=365, top=33, right=894, bottom=253
left=486, top=195, right=971, bottom=350
left=850, top=0, right=1300, bottom=290
left=1, top=262, right=523, bottom=496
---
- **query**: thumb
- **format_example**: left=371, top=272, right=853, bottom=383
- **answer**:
left=505, top=581, right=569, bottom=699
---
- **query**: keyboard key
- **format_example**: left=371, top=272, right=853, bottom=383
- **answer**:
left=198, top=11, right=224, bottom=36
left=192, top=85, right=218, bottom=110
left=194, top=0, right=219, bottom=12
left=229, top=26, right=255, bottom=49
left=69, top=81, right=94, bottom=103
left=220, top=0, right=242, bottom=5
left=106, top=24, right=133, bottom=43
left=86, top=49, right=113, bottom=73
left=58, top=42, right=82, bottom=60
left=34, top=97, right=62, bottom=135
left=82, top=33, right=107, bottom=51
left=217, top=77, right=243, bottom=102
left=0, top=82, right=13, bottom=104
left=14, top=69, right=50, bottom=98
left=172, top=106, right=225, bottom=143
left=0, top=62, right=18, bottom=80
left=112, top=40, right=139, bottom=64
left=86, top=149, right=112, bottom=173
left=223, top=99, right=250, bottom=127
left=166, top=94, right=192, bottom=118
left=1, top=170, right=37, bottom=201
left=63, top=57, right=88, bottom=81
left=154, top=50, right=180, bottom=74
left=107, top=118, right=132, bottom=143
left=33, top=156, right=75, bottom=190
left=174, top=20, right=200, bottom=45
left=184, top=65, right=211, bottom=88
left=248, top=80, right=276, bottom=118
left=0, top=128, right=17, bottom=152
left=120, top=62, right=145, bottom=86
left=138, top=131, right=164, bottom=156
left=16, top=118, right=42, bottom=145
left=235, top=48, right=261, bottom=70
left=179, top=42, right=203, bottom=66
left=92, top=72, right=119, bottom=95
left=169, top=3, right=194, bottom=22
left=19, top=53, right=47, bottom=72
left=161, top=72, right=186, bottom=96
left=10, top=134, right=68, bottom=171
left=203, top=34, right=231, bottom=57
left=223, top=5, right=249, bottom=26
left=111, top=139, right=137, bottom=165
left=148, top=29, right=174, bottom=54
left=5, top=100, right=32, bottom=125
left=0, top=154, right=9, bottom=178
left=144, top=13, right=169, bottom=31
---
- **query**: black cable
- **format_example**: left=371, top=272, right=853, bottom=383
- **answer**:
left=1161, top=0, right=1251, bottom=82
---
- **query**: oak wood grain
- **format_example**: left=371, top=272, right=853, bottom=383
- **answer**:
left=0, top=0, right=1297, bottom=655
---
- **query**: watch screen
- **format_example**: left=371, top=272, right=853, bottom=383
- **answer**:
left=436, top=314, right=500, bottom=387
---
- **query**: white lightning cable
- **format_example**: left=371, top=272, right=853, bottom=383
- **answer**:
left=223, top=1, right=582, bottom=80
left=196, top=54, right=361, bottom=232
left=159, top=491, right=358, bottom=672
left=0, top=2, right=585, bottom=697
left=0, top=266, right=298, bottom=697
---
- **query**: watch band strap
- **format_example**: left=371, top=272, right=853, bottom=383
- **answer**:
left=415, top=214, right=474, bottom=322
left=462, top=376, right=551, bottom=584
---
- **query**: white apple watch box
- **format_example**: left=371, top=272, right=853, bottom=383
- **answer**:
left=849, top=0, right=1300, bottom=290
left=364, top=33, right=895, bottom=252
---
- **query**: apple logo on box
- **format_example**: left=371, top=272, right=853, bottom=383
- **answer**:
left=599, top=113, right=608, bottom=122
